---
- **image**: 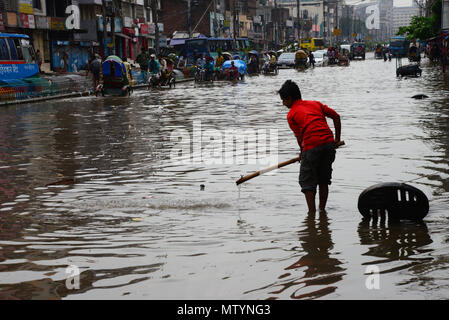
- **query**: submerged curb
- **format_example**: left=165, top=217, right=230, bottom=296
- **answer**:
left=0, top=78, right=195, bottom=107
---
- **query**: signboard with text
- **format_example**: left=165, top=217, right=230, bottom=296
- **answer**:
left=19, top=0, right=34, bottom=14
left=36, top=16, right=50, bottom=29
left=19, top=14, right=36, bottom=29
left=443, top=0, right=449, bottom=30
left=51, top=17, right=65, bottom=30
left=7, top=12, right=18, bottom=27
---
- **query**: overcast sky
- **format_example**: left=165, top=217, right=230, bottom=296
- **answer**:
left=393, top=0, right=414, bottom=6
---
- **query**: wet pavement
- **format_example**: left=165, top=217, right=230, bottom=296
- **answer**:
left=0, top=53, right=448, bottom=299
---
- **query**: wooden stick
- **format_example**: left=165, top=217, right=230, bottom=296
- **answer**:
left=236, top=141, right=345, bottom=186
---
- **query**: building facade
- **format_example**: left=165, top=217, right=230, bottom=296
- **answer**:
left=392, top=3, right=419, bottom=36
left=0, top=0, right=161, bottom=72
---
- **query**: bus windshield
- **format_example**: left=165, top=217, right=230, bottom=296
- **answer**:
left=390, top=41, right=406, bottom=47
left=314, top=39, right=324, bottom=47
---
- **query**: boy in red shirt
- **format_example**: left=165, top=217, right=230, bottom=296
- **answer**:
left=278, top=80, right=342, bottom=214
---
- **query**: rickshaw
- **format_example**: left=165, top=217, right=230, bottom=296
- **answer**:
left=222, top=59, right=247, bottom=81
left=349, top=42, right=366, bottom=60
left=97, top=56, right=133, bottom=97
left=149, top=57, right=176, bottom=89
left=247, top=50, right=260, bottom=75
left=294, top=49, right=308, bottom=69
left=375, top=44, right=383, bottom=59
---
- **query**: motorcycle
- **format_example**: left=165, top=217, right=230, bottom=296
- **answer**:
left=148, top=71, right=176, bottom=89
left=262, top=62, right=278, bottom=75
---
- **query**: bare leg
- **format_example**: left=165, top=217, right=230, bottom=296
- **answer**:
left=304, top=190, right=316, bottom=214
left=318, top=184, right=329, bottom=212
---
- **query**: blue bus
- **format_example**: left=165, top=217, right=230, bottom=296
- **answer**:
left=389, top=36, right=410, bottom=58
left=182, top=37, right=250, bottom=65
left=0, top=33, right=39, bottom=81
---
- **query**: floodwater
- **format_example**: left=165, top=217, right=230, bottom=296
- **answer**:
left=0, top=53, right=448, bottom=300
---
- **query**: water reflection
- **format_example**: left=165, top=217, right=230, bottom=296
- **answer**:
left=248, top=212, right=345, bottom=299
left=358, top=218, right=433, bottom=273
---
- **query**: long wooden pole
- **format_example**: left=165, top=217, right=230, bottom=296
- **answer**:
left=236, top=141, right=345, bottom=186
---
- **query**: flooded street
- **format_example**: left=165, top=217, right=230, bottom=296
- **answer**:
left=1, top=53, right=448, bottom=300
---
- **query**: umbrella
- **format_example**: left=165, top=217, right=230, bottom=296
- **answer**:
left=248, top=50, right=259, bottom=57
left=105, top=55, right=123, bottom=63
left=222, top=59, right=247, bottom=75
left=222, top=52, right=233, bottom=59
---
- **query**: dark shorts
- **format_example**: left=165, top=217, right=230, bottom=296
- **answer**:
left=93, top=72, right=100, bottom=80
left=299, top=142, right=336, bottom=193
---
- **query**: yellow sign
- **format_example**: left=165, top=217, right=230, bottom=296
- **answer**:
left=366, top=36, right=370, bottom=40
left=333, top=29, right=341, bottom=36
left=19, top=0, right=34, bottom=14
left=352, top=33, right=357, bottom=38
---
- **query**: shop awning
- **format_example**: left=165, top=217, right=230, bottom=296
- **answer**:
left=115, top=33, right=132, bottom=40
left=170, top=38, right=186, bottom=46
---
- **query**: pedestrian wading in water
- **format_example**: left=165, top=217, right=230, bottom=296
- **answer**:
left=278, top=80, right=342, bottom=214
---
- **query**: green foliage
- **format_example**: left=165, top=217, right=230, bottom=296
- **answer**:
left=396, top=0, right=442, bottom=40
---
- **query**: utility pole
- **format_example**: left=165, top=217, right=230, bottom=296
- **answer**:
left=274, top=0, right=278, bottom=48
left=233, top=0, right=237, bottom=39
left=152, top=0, right=160, bottom=55
left=187, top=0, right=192, bottom=38
left=323, top=1, right=326, bottom=42
left=111, top=0, right=117, bottom=56
left=296, top=0, right=300, bottom=43
left=102, top=0, right=108, bottom=57
left=213, top=0, right=218, bottom=37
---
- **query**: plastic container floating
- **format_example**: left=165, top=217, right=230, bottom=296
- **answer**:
left=357, top=182, right=429, bottom=221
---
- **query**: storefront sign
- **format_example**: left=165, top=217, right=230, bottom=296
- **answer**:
left=124, top=17, right=133, bottom=28
left=7, top=12, right=18, bottom=27
left=19, top=14, right=36, bottom=29
left=140, top=23, right=149, bottom=35
left=148, top=23, right=155, bottom=34
left=98, top=17, right=122, bottom=33
left=19, top=0, right=34, bottom=14
left=51, top=17, right=65, bottom=31
left=0, top=13, right=5, bottom=31
left=36, top=16, right=50, bottom=29
left=65, top=5, right=80, bottom=30
left=443, top=0, right=449, bottom=30
left=122, top=27, right=135, bottom=36
left=159, top=36, right=167, bottom=48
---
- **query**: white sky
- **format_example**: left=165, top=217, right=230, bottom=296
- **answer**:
left=394, top=0, right=414, bottom=7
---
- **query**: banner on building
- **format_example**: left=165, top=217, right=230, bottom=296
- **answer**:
left=0, top=13, right=5, bottom=31
left=7, top=12, right=18, bottom=27
left=443, top=0, right=449, bottom=30
left=74, top=20, right=98, bottom=42
left=140, top=23, right=149, bottom=35
left=148, top=23, right=155, bottom=34
left=159, top=36, right=167, bottom=48
left=98, top=17, right=122, bottom=33
left=19, top=0, right=34, bottom=14
left=51, top=17, right=65, bottom=31
left=36, top=16, right=50, bottom=29
left=124, top=17, right=133, bottom=28
left=19, top=14, right=36, bottom=29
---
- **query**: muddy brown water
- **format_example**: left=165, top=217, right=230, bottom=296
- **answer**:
left=0, top=53, right=448, bottom=299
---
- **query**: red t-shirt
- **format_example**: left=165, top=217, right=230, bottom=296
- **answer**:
left=287, top=99, right=340, bottom=152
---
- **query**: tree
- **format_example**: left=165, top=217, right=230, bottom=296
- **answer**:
left=396, top=0, right=441, bottom=40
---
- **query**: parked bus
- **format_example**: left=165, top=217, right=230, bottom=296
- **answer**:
left=389, top=36, right=410, bottom=58
left=0, top=33, right=38, bottom=80
left=183, top=37, right=250, bottom=65
left=299, top=38, right=325, bottom=52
